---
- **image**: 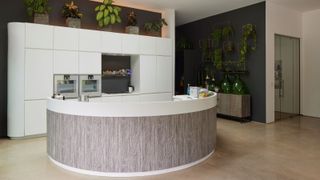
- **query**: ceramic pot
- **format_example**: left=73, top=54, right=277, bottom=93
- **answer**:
left=34, top=13, right=49, bottom=24
left=125, top=26, right=139, bottom=34
left=221, top=75, right=232, bottom=93
left=66, top=17, right=81, bottom=28
left=232, top=75, right=248, bottom=94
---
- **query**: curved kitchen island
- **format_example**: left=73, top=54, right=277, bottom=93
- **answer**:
left=47, top=94, right=217, bottom=177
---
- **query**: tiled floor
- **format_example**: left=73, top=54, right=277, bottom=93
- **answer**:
left=1, top=116, right=320, bottom=180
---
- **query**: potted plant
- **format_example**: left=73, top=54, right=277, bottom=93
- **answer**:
left=62, top=1, right=83, bottom=28
left=125, top=11, right=139, bottom=34
left=24, top=0, right=51, bottom=24
left=144, top=18, right=167, bottom=37
left=95, top=0, right=122, bottom=30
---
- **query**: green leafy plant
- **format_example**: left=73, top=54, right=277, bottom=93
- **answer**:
left=144, top=18, right=168, bottom=33
left=239, top=24, right=257, bottom=63
left=211, top=29, right=222, bottom=47
left=62, top=1, right=83, bottom=19
left=127, top=11, right=137, bottom=26
left=24, top=0, right=51, bottom=16
left=214, top=49, right=223, bottom=70
left=95, top=0, right=122, bottom=28
left=222, top=25, right=234, bottom=53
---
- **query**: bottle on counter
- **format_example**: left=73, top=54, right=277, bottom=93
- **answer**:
left=187, top=84, right=190, bottom=95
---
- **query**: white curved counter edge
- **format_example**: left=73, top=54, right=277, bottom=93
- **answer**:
left=47, top=94, right=217, bottom=117
left=48, top=150, right=214, bottom=177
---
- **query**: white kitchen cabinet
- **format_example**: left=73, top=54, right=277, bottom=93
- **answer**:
left=25, top=100, right=47, bottom=136
left=53, top=50, right=78, bottom=74
left=122, top=34, right=139, bottom=54
left=54, top=26, right=79, bottom=50
left=26, top=23, right=53, bottom=49
left=156, top=56, right=173, bottom=93
left=79, top=52, right=101, bottom=74
left=139, top=36, right=156, bottom=55
left=79, top=29, right=101, bottom=52
left=25, top=49, right=53, bottom=100
left=101, top=32, right=122, bottom=54
left=156, top=38, right=172, bottom=56
left=139, top=55, right=157, bottom=93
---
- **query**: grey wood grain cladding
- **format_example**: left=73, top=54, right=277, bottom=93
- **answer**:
left=218, top=93, right=251, bottom=118
left=47, top=108, right=217, bottom=173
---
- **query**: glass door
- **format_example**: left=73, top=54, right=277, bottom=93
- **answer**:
left=274, top=35, right=300, bottom=120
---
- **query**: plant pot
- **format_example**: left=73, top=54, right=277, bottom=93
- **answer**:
left=66, top=17, right=81, bottom=28
left=34, top=13, right=49, bottom=24
left=125, top=26, right=139, bottom=34
left=145, top=31, right=161, bottom=37
left=101, top=25, right=114, bottom=32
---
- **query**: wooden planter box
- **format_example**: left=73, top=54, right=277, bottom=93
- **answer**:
left=217, top=93, right=251, bottom=118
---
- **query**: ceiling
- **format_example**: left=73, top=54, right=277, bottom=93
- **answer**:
left=268, top=0, right=320, bottom=12
left=112, top=0, right=265, bottom=26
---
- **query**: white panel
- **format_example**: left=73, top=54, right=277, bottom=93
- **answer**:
left=156, top=56, right=173, bottom=93
left=122, top=95, right=140, bottom=102
left=25, top=100, right=47, bottom=135
left=101, top=32, right=122, bottom=54
left=100, top=96, right=123, bottom=102
left=140, top=55, right=157, bottom=93
left=53, top=50, right=78, bottom=74
left=122, top=34, right=139, bottom=54
left=79, top=29, right=101, bottom=52
left=139, top=36, right=156, bottom=55
left=8, top=23, right=26, bottom=137
left=139, top=93, right=173, bottom=102
left=25, top=49, right=53, bottom=100
left=26, top=23, right=53, bottom=49
left=156, top=38, right=172, bottom=56
left=79, top=52, right=101, bottom=74
left=54, top=26, right=79, bottom=50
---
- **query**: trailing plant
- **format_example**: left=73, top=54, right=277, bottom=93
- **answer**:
left=239, top=24, right=257, bottom=64
left=95, top=0, right=122, bottom=28
left=127, top=11, right=137, bottom=26
left=222, top=25, right=234, bottom=53
left=62, top=1, right=83, bottom=19
left=24, top=0, right=51, bottom=16
left=211, top=28, right=222, bottom=47
left=144, top=18, right=168, bottom=33
left=214, top=49, right=223, bottom=70
left=222, top=25, right=233, bottom=40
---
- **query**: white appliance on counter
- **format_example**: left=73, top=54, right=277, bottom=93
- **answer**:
left=79, top=75, right=101, bottom=97
left=54, top=75, right=79, bottom=98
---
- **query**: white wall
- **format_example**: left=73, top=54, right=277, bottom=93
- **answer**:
left=302, top=9, right=320, bottom=118
left=266, top=1, right=302, bottom=123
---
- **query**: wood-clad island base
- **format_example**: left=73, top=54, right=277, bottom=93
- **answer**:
left=47, top=108, right=217, bottom=176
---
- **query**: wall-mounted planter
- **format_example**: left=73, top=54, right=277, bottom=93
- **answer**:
left=125, top=26, right=139, bottom=34
left=34, top=13, right=49, bottom=24
left=66, top=18, right=81, bottom=28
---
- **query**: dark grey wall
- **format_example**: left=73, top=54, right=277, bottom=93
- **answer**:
left=0, top=0, right=160, bottom=137
left=176, top=2, right=266, bottom=123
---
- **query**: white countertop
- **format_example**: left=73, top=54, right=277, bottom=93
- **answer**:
left=47, top=94, right=217, bottom=117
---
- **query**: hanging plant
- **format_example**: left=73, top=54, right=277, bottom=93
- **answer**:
left=222, top=25, right=234, bottom=53
left=214, top=48, right=223, bottom=70
left=239, top=24, right=257, bottom=64
left=95, top=0, right=122, bottom=28
left=211, top=28, right=222, bottom=47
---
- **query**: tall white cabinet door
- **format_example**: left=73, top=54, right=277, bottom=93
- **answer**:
left=53, top=50, right=78, bottom=74
left=156, top=56, right=173, bottom=93
left=101, top=32, right=122, bottom=54
left=54, top=27, right=79, bottom=50
left=79, top=29, right=101, bottom=52
left=140, top=55, right=157, bottom=93
left=25, top=100, right=47, bottom=136
left=122, top=34, right=139, bottom=54
left=26, top=23, right=53, bottom=49
left=25, top=49, right=53, bottom=100
left=156, top=38, right=172, bottom=56
left=139, top=36, right=156, bottom=55
left=79, top=52, right=101, bottom=74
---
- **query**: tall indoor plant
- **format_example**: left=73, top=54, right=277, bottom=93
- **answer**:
left=62, top=1, right=83, bottom=28
left=95, top=0, right=122, bottom=29
left=24, top=0, right=51, bottom=24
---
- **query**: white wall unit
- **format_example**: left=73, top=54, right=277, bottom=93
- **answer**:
left=25, top=100, right=47, bottom=136
left=156, top=56, right=173, bottom=93
left=53, top=50, right=78, bottom=74
left=79, top=29, right=101, bottom=52
left=139, top=36, right=156, bottom=55
left=79, top=52, right=101, bottom=74
left=54, top=27, right=78, bottom=51
left=101, top=32, right=122, bottom=54
left=122, top=34, right=139, bottom=54
left=156, top=38, right=172, bottom=56
left=26, top=23, right=53, bottom=49
left=139, top=55, right=157, bottom=93
left=25, top=49, right=53, bottom=100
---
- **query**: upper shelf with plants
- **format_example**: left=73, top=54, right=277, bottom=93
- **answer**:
left=23, top=0, right=169, bottom=38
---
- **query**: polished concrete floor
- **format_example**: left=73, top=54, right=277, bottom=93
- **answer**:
left=1, top=116, right=320, bottom=180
